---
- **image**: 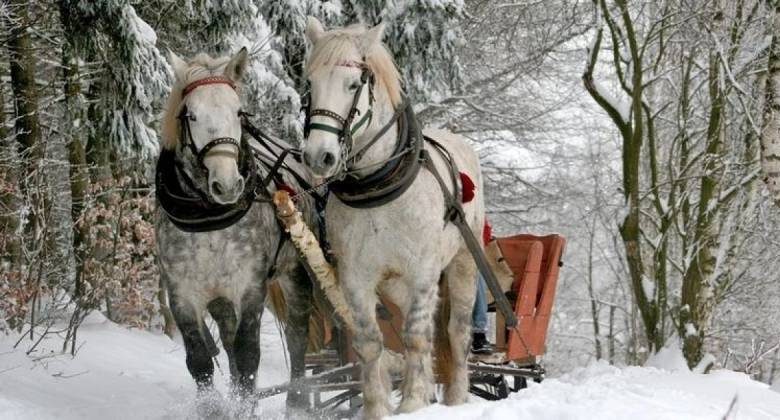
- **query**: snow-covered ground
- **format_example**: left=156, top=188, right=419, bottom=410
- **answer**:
left=2, top=314, right=780, bottom=419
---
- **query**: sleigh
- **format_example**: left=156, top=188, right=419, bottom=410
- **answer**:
left=256, top=232, right=566, bottom=413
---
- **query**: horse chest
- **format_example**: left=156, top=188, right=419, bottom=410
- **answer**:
left=157, top=212, right=275, bottom=309
left=326, top=173, right=462, bottom=269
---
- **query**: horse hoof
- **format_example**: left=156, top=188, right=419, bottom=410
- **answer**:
left=364, top=403, right=393, bottom=420
left=397, top=396, right=427, bottom=414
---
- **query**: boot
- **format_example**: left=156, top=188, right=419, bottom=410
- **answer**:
left=471, top=332, right=493, bottom=355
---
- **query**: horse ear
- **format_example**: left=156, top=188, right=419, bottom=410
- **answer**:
left=224, top=47, right=249, bottom=82
left=168, top=50, right=187, bottom=82
left=306, top=16, right=325, bottom=44
left=362, top=22, right=386, bottom=50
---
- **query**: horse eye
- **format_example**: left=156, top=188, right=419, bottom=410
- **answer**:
left=348, top=81, right=361, bottom=91
left=187, top=112, right=197, bottom=122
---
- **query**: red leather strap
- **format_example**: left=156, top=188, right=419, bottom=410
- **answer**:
left=182, top=76, right=236, bottom=97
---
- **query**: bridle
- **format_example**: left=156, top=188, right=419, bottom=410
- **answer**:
left=178, top=76, right=244, bottom=169
left=302, top=60, right=378, bottom=173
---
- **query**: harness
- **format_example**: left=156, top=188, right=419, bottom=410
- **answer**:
left=156, top=76, right=258, bottom=233
left=302, top=62, right=519, bottom=326
left=302, top=61, right=417, bottom=207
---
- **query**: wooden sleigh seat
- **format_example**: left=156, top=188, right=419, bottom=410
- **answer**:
left=484, top=234, right=566, bottom=365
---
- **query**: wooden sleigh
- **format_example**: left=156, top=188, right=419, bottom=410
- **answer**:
left=256, top=231, right=566, bottom=412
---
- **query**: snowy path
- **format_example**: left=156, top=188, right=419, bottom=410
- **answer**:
left=2, top=315, right=780, bottom=419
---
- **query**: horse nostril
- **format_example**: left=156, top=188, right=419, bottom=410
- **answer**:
left=303, top=150, right=314, bottom=167
left=322, top=152, right=336, bottom=167
left=211, top=181, right=224, bottom=196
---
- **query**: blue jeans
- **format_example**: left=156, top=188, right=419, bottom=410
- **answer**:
left=472, top=273, right=488, bottom=334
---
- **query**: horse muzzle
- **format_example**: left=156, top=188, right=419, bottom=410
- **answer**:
left=208, top=173, right=245, bottom=204
left=303, top=147, right=339, bottom=178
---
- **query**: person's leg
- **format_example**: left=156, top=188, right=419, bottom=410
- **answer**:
left=472, top=273, right=488, bottom=333
left=471, top=274, right=493, bottom=354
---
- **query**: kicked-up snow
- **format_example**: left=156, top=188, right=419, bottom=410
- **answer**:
left=2, top=313, right=780, bottom=419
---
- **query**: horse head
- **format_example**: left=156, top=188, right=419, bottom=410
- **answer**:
left=162, top=48, right=249, bottom=204
left=301, top=17, right=402, bottom=178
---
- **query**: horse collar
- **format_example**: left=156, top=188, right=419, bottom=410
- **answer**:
left=329, top=103, right=424, bottom=208
left=155, top=140, right=259, bottom=233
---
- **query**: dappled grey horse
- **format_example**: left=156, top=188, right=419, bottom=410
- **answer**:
left=155, top=48, right=316, bottom=412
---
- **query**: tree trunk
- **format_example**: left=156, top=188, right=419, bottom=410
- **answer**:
left=60, top=0, right=90, bottom=296
left=6, top=1, right=43, bottom=259
left=0, top=79, right=22, bottom=269
left=586, top=221, right=603, bottom=360
left=680, top=52, right=723, bottom=368
left=762, top=0, right=780, bottom=203
left=582, top=0, right=661, bottom=353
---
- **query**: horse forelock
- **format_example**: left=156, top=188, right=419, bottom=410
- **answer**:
left=160, top=54, right=236, bottom=150
left=305, top=25, right=403, bottom=108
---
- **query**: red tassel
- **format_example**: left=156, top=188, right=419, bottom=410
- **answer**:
left=459, top=171, right=475, bottom=203
left=276, top=183, right=297, bottom=197
left=483, top=220, right=493, bottom=245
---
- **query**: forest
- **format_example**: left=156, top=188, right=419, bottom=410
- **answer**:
left=2, top=0, right=780, bottom=405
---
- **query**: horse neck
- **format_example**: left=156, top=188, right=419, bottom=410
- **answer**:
left=349, top=97, right=399, bottom=178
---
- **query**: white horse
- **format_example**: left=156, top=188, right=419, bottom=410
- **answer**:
left=301, top=17, right=484, bottom=418
left=156, top=49, right=316, bottom=416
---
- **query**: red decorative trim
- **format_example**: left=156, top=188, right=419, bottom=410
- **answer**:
left=460, top=171, right=475, bottom=203
left=482, top=220, right=492, bottom=245
left=182, top=76, right=236, bottom=97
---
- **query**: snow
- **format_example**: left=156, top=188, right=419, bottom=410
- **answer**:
left=641, top=275, right=655, bottom=300
left=123, top=5, right=157, bottom=45
left=3, top=316, right=780, bottom=419
left=591, top=79, right=631, bottom=122
left=0, top=312, right=289, bottom=419
left=396, top=362, right=780, bottom=420
left=644, top=340, right=691, bottom=373
left=685, top=322, right=698, bottom=337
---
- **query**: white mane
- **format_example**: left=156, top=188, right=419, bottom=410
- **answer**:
left=305, top=24, right=403, bottom=108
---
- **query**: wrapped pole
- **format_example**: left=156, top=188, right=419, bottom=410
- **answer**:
left=273, top=191, right=356, bottom=333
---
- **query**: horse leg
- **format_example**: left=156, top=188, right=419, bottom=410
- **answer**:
left=345, top=281, right=391, bottom=419
left=169, top=292, right=214, bottom=389
left=282, top=265, right=313, bottom=411
left=397, top=274, right=438, bottom=413
left=233, top=285, right=266, bottom=398
left=207, top=297, right=238, bottom=380
left=441, top=248, right=478, bottom=405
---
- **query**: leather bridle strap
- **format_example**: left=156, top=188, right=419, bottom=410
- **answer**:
left=306, top=66, right=374, bottom=142
left=182, top=76, right=236, bottom=97
left=197, top=137, right=240, bottom=165
left=178, top=76, right=241, bottom=168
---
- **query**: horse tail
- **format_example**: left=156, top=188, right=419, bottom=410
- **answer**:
left=266, top=281, right=288, bottom=325
left=265, top=279, right=328, bottom=353
left=434, top=274, right=454, bottom=387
